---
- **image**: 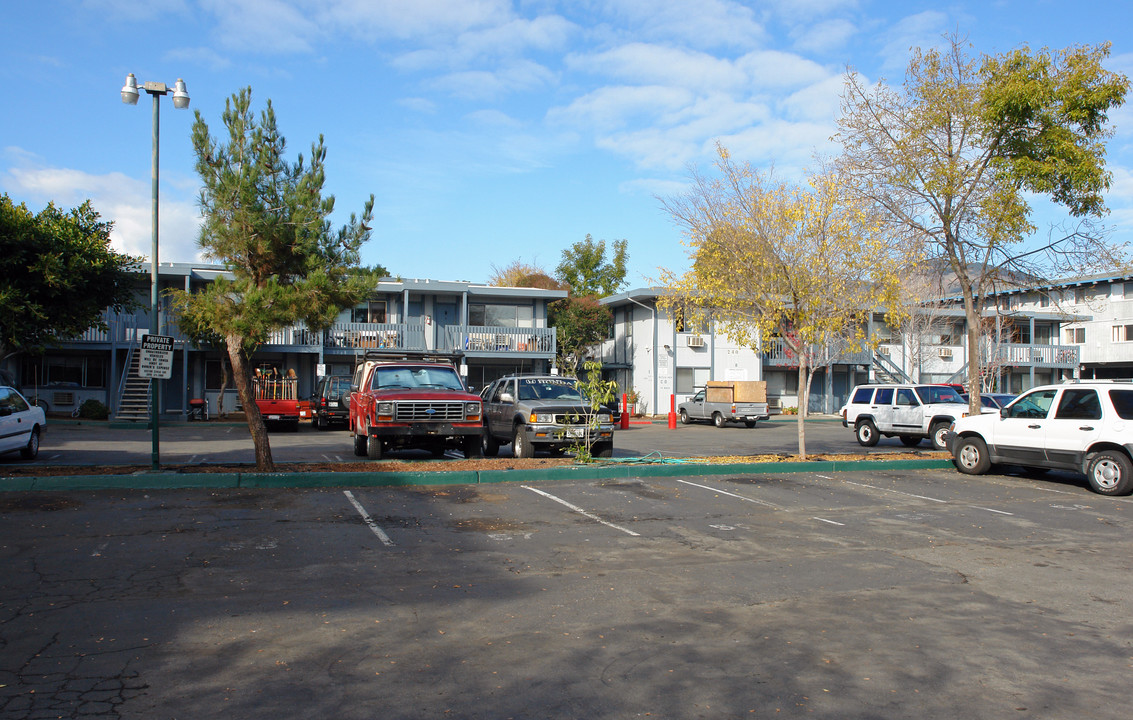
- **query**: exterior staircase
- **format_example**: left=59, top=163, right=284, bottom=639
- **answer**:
left=115, top=346, right=151, bottom=422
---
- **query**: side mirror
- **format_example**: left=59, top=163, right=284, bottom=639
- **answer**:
left=500, top=392, right=515, bottom=404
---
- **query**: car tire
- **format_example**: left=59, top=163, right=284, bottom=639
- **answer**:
left=462, top=436, right=483, bottom=459
left=591, top=441, right=614, bottom=458
left=930, top=422, right=950, bottom=451
left=513, top=425, right=534, bottom=458
left=679, top=409, right=690, bottom=425
left=744, top=420, right=756, bottom=428
left=482, top=426, right=499, bottom=457
left=713, top=412, right=726, bottom=428
left=953, top=435, right=991, bottom=475
left=20, top=428, right=40, bottom=460
left=316, top=414, right=327, bottom=430
left=855, top=419, right=879, bottom=447
left=900, top=435, right=922, bottom=447
left=366, top=427, right=384, bottom=460
left=353, top=428, right=367, bottom=457
left=1086, top=450, right=1133, bottom=496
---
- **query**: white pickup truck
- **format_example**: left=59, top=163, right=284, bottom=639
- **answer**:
left=679, top=384, right=771, bottom=428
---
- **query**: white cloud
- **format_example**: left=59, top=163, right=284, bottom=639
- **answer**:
left=428, top=59, right=555, bottom=99
left=735, top=50, right=831, bottom=88
left=2, top=157, right=203, bottom=264
left=548, top=85, right=695, bottom=133
left=568, top=43, right=746, bottom=91
left=594, top=0, right=766, bottom=49
left=791, top=18, right=858, bottom=54
left=200, top=0, right=318, bottom=54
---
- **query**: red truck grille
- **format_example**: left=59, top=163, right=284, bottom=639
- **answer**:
left=394, top=401, right=466, bottom=422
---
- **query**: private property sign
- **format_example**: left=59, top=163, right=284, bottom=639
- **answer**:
left=138, top=334, right=174, bottom=379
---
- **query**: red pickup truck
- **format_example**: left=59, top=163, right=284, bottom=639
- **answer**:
left=253, top=374, right=307, bottom=431
left=348, top=350, right=483, bottom=459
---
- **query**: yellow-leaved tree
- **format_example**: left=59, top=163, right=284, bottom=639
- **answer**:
left=660, top=144, right=908, bottom=458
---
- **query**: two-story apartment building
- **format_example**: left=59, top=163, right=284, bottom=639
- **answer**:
left=6, top=263, right=565, bottom=420
left=599, top=286, right=1084, bottom=415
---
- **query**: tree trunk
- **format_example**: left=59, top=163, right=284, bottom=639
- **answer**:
left=796, top=358, right=808, bottom=460
left=217, top=355, right=229, bottom=419
left=226, top=335, right=274, bottom=472
left=961, top=291, right=983, bottom=417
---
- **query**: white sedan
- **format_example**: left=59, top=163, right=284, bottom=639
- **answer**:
left=0, top=385, right=46, bottom=460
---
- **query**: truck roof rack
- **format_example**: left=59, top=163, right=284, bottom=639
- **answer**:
left=358, top=349, right=465, bottom=364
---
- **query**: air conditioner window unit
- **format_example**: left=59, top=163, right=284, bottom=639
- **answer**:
left=687, top=336, right=705, bottom=348
left=939, top=348, right=953, bottom=358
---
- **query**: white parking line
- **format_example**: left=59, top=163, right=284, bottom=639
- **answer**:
left=676, top=479, right=785, bottom=510
left=812, top=517, right=845, bottom=526
left=522, top=486, right=640, bottom=536
left=969, top=505, right=1014, bottom=516
left=343, top=490, right=395, bottom=546
left=840, top=479, right=948, bottom=503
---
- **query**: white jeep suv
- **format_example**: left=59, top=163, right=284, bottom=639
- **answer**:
left=840, top=383, right=967, bottom=450
left=944, top=381, right=1133, bottom=496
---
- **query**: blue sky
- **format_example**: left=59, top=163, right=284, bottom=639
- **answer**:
left=2, top=1, right=1131, bottom=289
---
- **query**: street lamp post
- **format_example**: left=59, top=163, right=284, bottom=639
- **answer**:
left=121, top=73, right=189, bottom=470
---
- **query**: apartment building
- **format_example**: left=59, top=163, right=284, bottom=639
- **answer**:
left=6, top=263, right=565, bottom=420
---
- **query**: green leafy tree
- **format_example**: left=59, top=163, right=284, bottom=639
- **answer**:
left=0, top=194, right=140, bottom=363
left=555, top=234, right=629, bottom=297
left=837, top=36, right=1128, bottom=413
left=548, top=295, right=612, bottom=375
left=169, top=87, right=374, bottom=472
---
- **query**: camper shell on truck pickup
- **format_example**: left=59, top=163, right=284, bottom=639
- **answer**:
left=679, top=381, right=771, bottom=428
left=349, top=350, right=483, bottom=460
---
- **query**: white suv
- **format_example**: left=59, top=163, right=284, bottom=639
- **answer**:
left=945, top=381, right=1133, bottom=496
left=840, top=384, right=967, bottom=450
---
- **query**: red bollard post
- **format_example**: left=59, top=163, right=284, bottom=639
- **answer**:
left=620, top=392, right=630, bottom=430
left=668, top=394, right=677, bottom=429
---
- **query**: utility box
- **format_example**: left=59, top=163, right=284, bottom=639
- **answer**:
left=706, top=380, right=767, bottom=404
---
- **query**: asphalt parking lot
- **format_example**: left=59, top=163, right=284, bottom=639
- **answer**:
left=2, top=464, right=1131, bottom=719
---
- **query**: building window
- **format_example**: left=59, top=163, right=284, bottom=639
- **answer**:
left=675, top=367, right=710, bottom=394
left=469, top=303, right=533, bottom=328
left=353, top=301, right=386, bottom=323
left=1112, top=324, right=1133, bottom=343
left=1065, top=327, right=1086, bottom=344
left=1124, top=281, right=1133, bottom=298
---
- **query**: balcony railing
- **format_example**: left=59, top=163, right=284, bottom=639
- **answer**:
left=444, top=325, right=556, bottom=354
left=985, top=343, right=1079, bottom=368
left=323, top=323, right=425, bottom=350
left=761, top=337, right=874, bottom=366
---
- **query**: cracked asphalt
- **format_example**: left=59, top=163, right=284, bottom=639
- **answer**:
left=1, top=464, right=1131, bottom=719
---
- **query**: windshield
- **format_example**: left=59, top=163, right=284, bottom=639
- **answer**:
left=517, top=377, right=584, bottom=402
left=372, top=365, right=465, bottom=391
left=915, top=386, right=964, bottom=404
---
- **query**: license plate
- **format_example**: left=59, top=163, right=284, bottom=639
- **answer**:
left=268, top=415, right=280, bottom=420
left=566, top=428, right=585, bottom=439
left=328, top=401, right=338, bottom=407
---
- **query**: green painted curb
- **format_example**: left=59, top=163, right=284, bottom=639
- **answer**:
left=4, top=458, right=954, bottom=492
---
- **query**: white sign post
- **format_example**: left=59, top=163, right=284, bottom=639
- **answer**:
left=139, top=334, right=174, bottom=380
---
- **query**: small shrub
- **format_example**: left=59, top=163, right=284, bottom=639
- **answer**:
left=78, top=399, right=110, bottom=420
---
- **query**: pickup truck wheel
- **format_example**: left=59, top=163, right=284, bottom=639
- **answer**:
left=855, top=419, right=879, bottom=446
left=1086, top=450, right=1133, bottom=496
left=744, top=420, right=756, bottom=428
left=591, top=441, right=614, bottom=458
left=513, top=425, right=534, bottom=458
left=366, top=428, right=384, bottom=460
left=679, top=409, right=690, bottom=425
left=930, top=422, right=950, bottom=451
left=953, top=436, right=991, bottom=475
left=712, top=412, right=726, bottom=428
left=352, top=428, right=367, bottom=457
left=463, top=436, right=483, bottom=459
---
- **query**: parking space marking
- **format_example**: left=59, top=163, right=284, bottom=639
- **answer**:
left=839, top=479, right=948, bottom=503
left=522, top=486, right=640, bottom=536
left=812, top=517, right=845, bottom=526
left=343, top=490, right=395, bottom=546
left=676, top=479, right=786, bottom=510
left=968, top=505, right=1014, bottom=516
